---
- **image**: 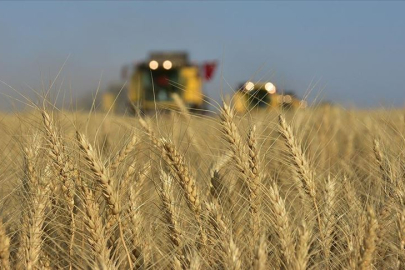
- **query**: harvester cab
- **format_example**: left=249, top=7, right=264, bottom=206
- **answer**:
left=233, top=81, right=306, bottom=113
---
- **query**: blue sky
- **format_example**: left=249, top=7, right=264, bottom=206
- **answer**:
left=1, top=1, right=405, bottom=110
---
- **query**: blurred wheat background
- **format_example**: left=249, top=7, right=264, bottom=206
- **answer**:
left=0, top=103, right=405, bottom=269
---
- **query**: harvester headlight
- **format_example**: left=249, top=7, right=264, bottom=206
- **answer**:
left=265, top=82, right=276, bottom=94
left=299, top=100, right=308, bottom=108
left=149, top=60, right=159, bottom=70
left=245, top=81, right=255, bottom=91
left=284, top=95, right=292, bottom=103
left=163, top=60, right=172, bottom=70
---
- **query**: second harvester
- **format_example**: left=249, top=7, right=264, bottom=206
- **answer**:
left=233, top=81, right=306, bottom=113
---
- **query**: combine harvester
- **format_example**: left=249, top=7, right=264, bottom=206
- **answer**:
left=233, top=81, right=307, bottom=113
left=102, top=52, right=307, bottom=114
left=103, top=52, right=217, bottom=114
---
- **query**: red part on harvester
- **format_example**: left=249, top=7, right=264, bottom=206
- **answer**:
left=203, top=61, right=217, bottom=81
left=156, top=75, right=169, bottom=86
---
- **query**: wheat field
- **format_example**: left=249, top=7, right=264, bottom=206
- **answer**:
left=0, top=103, right=404, bottom=269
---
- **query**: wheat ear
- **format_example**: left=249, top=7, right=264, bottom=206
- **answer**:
left=295, top=222, right=311, bottom=270
left=253, top=235, right=267, bottom=270
left=42, top=110, right=76, bottom=267
left=396, top=209, right=405, bottom=269
left=171, top=92, right=203, bottom=153
left=219, top=102, right=250, bottom=176
left=126, top=163, right=150, bottom=268
left=0, top=221, right=10, bottom=270
left=76, top=131, right=132, bottom=269
left=247, top=125, right=262, bottom=240
left=81, top=184, right=117, bottom=270
left=18, top=140, right=51, bottom=270
left=205, top=201, right=242, bottom=268
left=158, top=170, right=185, bottom=267
left=76, top=131, right=120, bottom=215
left=322, top=175, right=336, bottom=266
left=228, top=236, right=242, bottom=270
left=278, top=114, right=316, bottom=199
left=160, top=139, right=207, bottom=246
left=267, top=182, right=296, bottom=268
left=220, top=103, right=262, bottom=245
left=209, top=151, right=232, bottom=199
left=110, top=131, right=138, bottom=171
left=359, top=207, right=379, bottom=270
left=278, top=114, right=323, bottom=245
left=23, top=177, right=51, bottom=270
left=373, top=138, right=393, bottom=186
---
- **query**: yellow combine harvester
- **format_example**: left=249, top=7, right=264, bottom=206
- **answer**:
left=102, top=52, right=216, bottom=113
left=233, top=81, right=306, bottom=113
